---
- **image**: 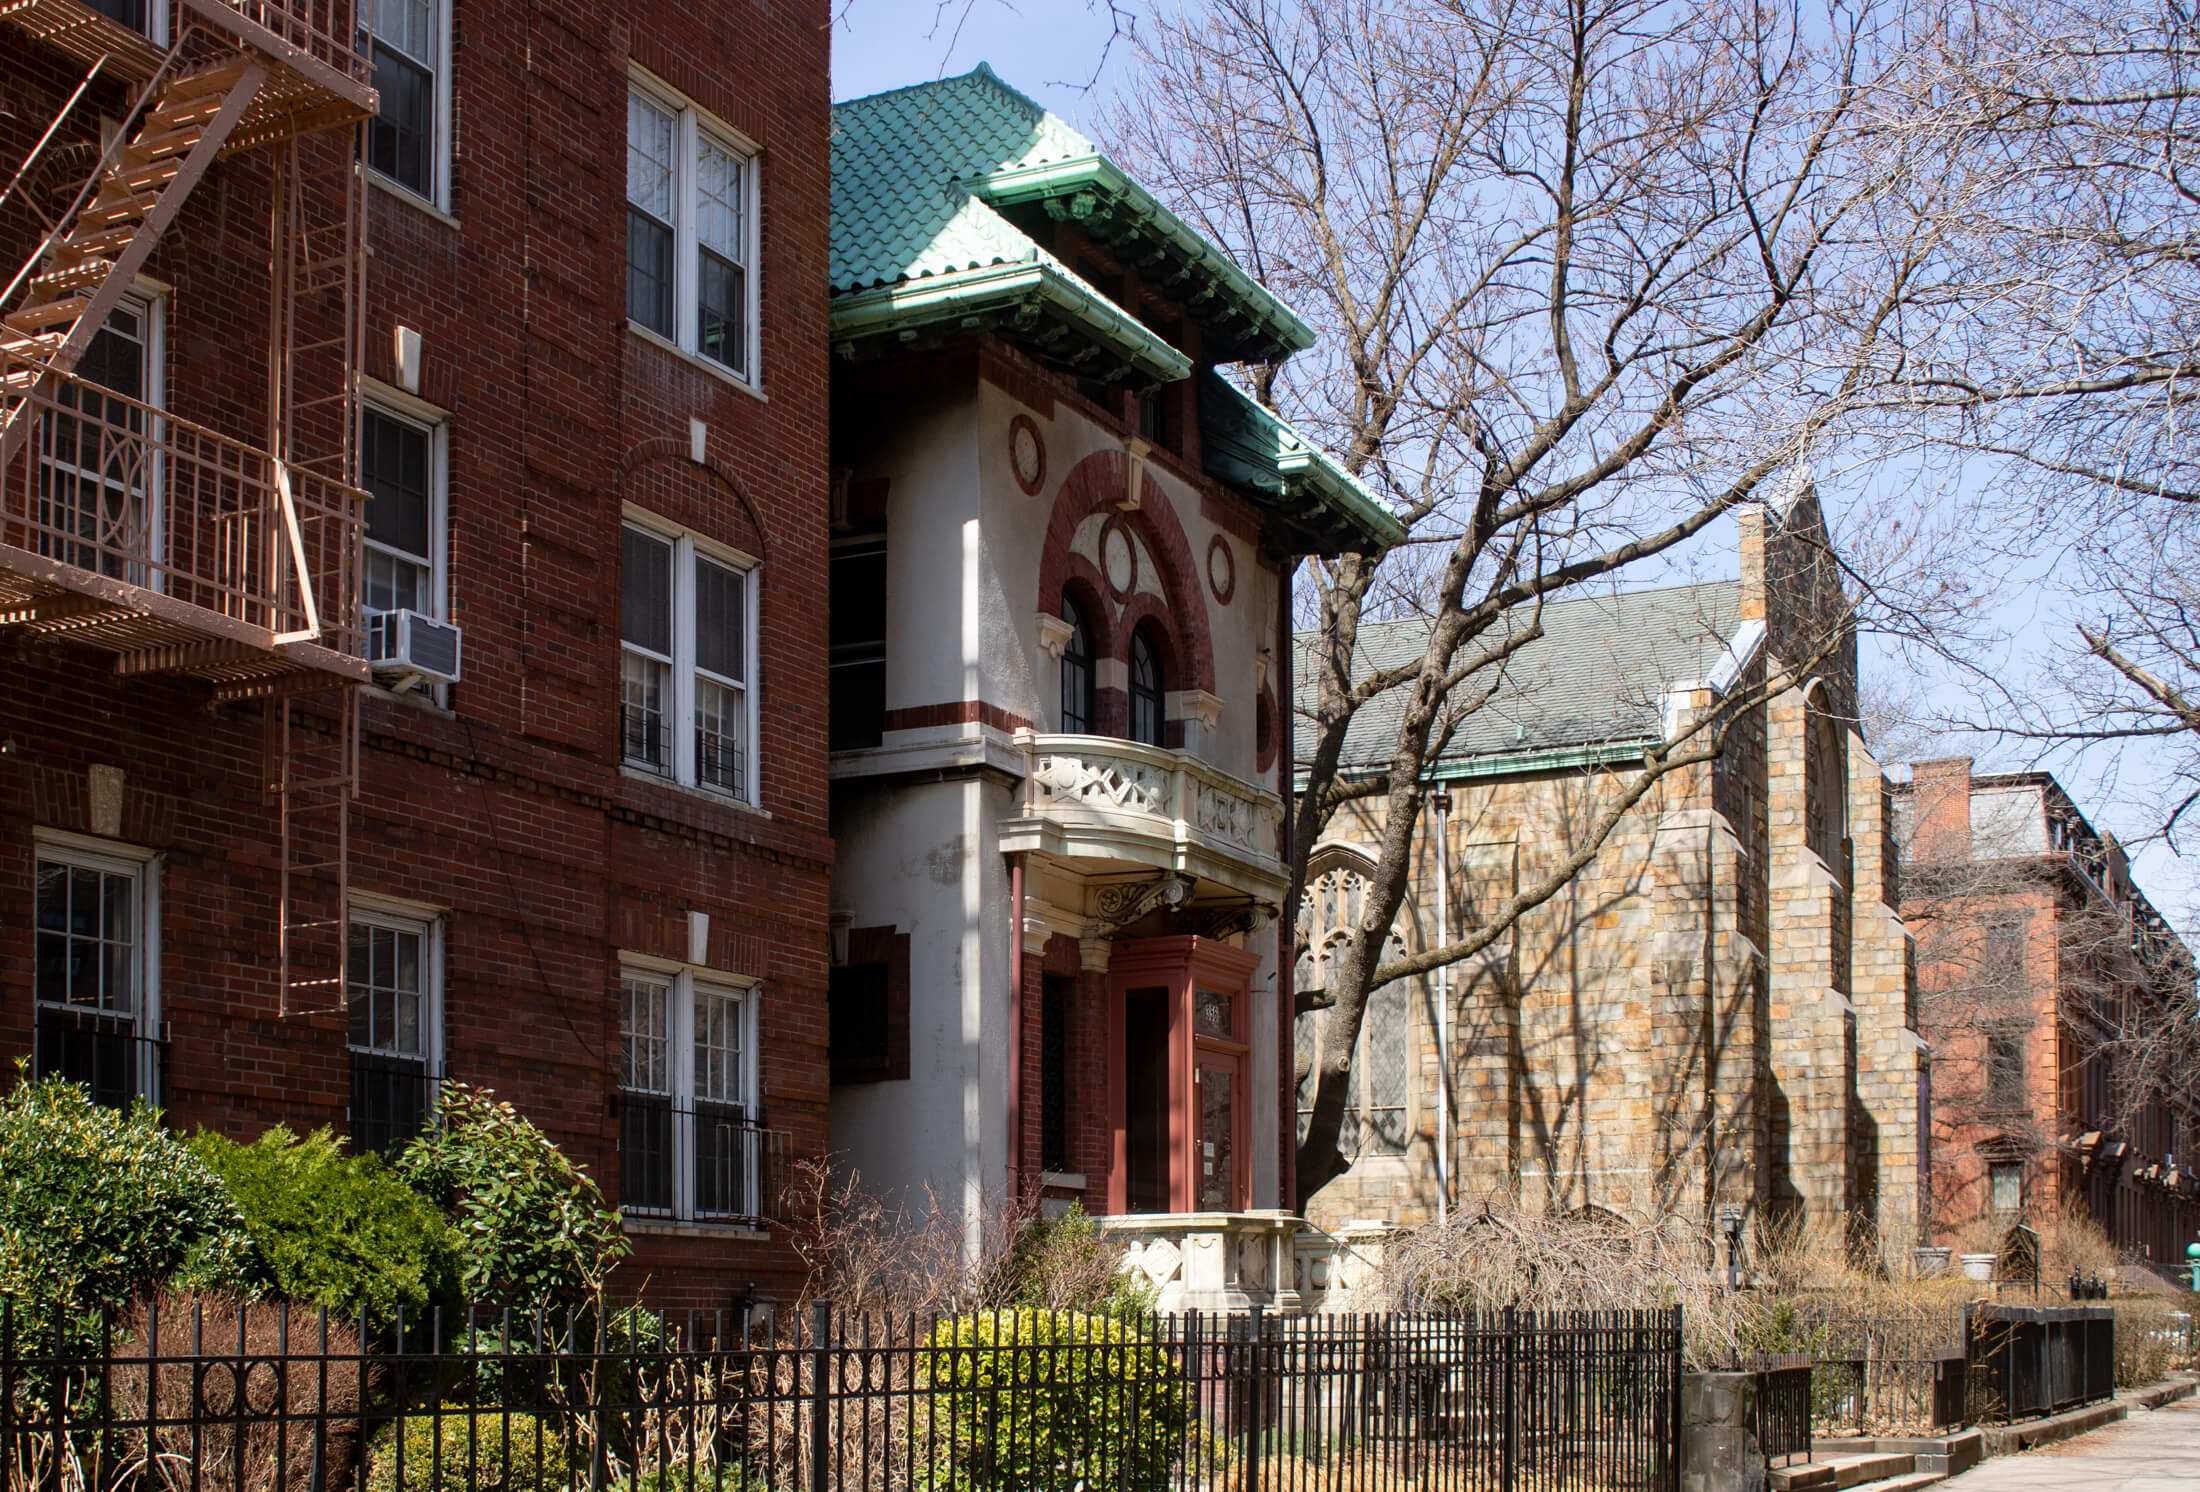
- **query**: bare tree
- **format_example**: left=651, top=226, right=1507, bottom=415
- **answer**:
left=1109, top=0, right=1960, bottom=1205
left=1874, top=0, right=2200, bottom=844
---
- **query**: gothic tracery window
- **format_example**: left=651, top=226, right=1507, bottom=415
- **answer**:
left=1294, top=856, right=1410, bottom=1158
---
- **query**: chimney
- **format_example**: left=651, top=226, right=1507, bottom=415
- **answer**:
left=1737, top=506, right=1768, bottom=624
left=1910, top=757, right=1974, bottom=863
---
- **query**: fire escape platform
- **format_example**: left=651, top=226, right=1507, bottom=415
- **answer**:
left=0, top=0, right=379, bottom=155
left=177, top=0, right=379, bottom=155
left=0, top=0, right=167, bottom=82
left=0, top=541, right=367, bottom=699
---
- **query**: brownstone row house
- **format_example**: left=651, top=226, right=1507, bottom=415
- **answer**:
left=1299, top=491, right=1930, bottom=1266
left=1896, top=759, right=2200, bottom=1272
left=0, top=0, right=832, bottom=1308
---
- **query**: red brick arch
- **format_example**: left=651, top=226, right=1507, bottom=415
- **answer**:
left=1035, top=449, right=1214, bottom=696
left=617, top=438, right=770, bottom=563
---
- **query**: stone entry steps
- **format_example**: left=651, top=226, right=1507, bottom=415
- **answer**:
left=1771, top=1428, right=1986, bottom=1492
left=1770, top=1451, right=1926, bottom=1492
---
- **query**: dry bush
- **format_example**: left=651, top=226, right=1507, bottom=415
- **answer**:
left=106, top=1291, right=370, bottom=1492
left=781, top=1156, right=1147, bottom=1317
left=1941, top=1200, right=2119, bottom=1290
left=1380, top=1200, right=1987, bottom=1373
left=2113, top=1298, right=2197, bottom=1387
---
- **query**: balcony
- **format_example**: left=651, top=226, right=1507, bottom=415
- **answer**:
left=1002, top=730, right=1288, bottom=905
left=0, top=363, right=366, bottom=698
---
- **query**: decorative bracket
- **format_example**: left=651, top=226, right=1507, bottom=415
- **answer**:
left=1090, top=871, right=1196, bottom=935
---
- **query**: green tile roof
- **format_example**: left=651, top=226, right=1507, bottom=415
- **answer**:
left=831, top=64, right=1310, bottom=365
left=1198, top=372, right=1405, bottom=553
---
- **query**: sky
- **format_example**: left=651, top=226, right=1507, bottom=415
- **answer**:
left=829, top=2, right=2200, bottom=927
left=832, top=0, right=1134, bottom=118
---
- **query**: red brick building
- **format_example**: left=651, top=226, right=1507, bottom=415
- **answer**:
left=1897, top=759, right=2199, bottom=1272
left=0, top=0, right=832, bottom=1310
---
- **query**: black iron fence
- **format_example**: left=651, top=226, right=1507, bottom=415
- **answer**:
left=0, top=1298, right=1683, bottom=1491
left=1731, top=1354, right=1813, bottom=1467
left=1965, top=1304, right=2116, bottom=1424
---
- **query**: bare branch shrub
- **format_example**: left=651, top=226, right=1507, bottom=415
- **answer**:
left=782, top=1157, right=1150, bottom=1318
left=106, top=1292, right=368, bottom=1492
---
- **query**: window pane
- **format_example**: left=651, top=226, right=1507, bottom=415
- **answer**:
left=367, top=46, right=434, bottom=196
left=34, top=860, right=135, bottom=1014
left=620, top=528, right=673, bottom=655
left=697, top=142, right=744, bottom=260
left=697, top=251, right=746, bottom=372
left=626, top=93, right=675, bottom=219
left=1129, top=631, right=1165, bottom=746
left=1060, top=598, right=1092, bottom=733
left=621, top=976, right=670, bottom=1093
left=694, top=988, right=744, bottom=1104
left=695, top=677, right=746, bottom=796
left=622, top=651, right=672, bottom=773
left=371, top=0, right=437, bottom=62
left=364, top=546, right=428, bottom=616
left=628, top=211, right=674, bottom=336
left=348, top=921, right=425, bottom=1060
left=361, top=410, right=432, bottom=562
left=695, top=557, right=745, bottom=681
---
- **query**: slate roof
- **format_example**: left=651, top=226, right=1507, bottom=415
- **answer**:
left=1303, top=581, right=1745, bottom=775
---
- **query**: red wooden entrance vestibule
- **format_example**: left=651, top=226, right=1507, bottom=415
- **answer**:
left=1105, top=935, right=1259, bottom=1214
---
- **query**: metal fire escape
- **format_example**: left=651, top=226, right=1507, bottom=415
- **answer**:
left=0, top=0, right=377, bottom=1014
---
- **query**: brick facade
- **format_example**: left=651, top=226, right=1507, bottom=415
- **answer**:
left=1896, top=760, right=2200, bottom=1272
left=0, top=0, right=833, bottom=1310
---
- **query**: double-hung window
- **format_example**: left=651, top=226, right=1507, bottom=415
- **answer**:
left=626, top=78, right=759, bottom=382
left=347, top=903, right=441, bottom=1158
left=361, top=0, right=447, bottom=206
left=621, top=519, right=757, bottom=803
left=360, top=405, right=444, bottom=646
left=619, top=963, right=760, bottom=1221
left=33, top=833, right=158, bottom=1110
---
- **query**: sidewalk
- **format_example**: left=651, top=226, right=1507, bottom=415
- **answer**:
left=1938, top=1395, right=2200, bottom=1490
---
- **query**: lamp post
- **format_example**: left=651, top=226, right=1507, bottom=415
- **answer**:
left=1720, top=1206, right=1744, bottom=1290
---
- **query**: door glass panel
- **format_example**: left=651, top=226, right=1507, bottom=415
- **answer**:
left=1198, top=1066, right=1236, bottom=1211
left=1195, top=987, right=1233, bottom=1039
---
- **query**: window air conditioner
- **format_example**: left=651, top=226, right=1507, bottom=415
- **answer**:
left=367, top=608, right=463, bottom=684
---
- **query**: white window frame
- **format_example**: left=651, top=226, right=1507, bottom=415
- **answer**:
left=620, top=509, right=762, bottom=806
left=360, top=0, right=455, bottom=212
left=344, top=894, right=445, bottom=1074
left=625, top=69, right=763, bottom=387
left=31, top=828, right=161, bottom=1103
left=358, top=398, right=448, bottom=626
left=618, top=954, right=760, bottom=1222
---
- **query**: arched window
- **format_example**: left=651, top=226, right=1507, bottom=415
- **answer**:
left=1060, top=596, right=1094, bottom=733
left=1128, top=628, right=1165, bottom=746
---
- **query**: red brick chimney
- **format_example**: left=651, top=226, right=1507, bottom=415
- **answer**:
left=1910, top=757, right=1974, bottom=862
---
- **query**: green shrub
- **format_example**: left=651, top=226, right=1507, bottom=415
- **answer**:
left=190, top=1125, right=462, bottom=1328
left=0, top=1074, right=259, bottom=1351
left=364, top=1407, right=572, bottom=1492
left=995, top=1206, right=1157, bottom=1321
left=399, top=1083, right=629, bottom=1310
left=919, top=1308, right=1189, bottom=1491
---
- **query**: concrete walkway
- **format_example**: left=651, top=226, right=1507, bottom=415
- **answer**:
left=1939, top=1396, right=2200, bottom=1490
